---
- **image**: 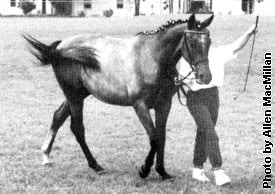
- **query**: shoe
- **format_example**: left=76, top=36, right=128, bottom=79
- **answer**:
left=192, top=168, right=210, bottom=182
left=214, top=169, right=231, bottom=186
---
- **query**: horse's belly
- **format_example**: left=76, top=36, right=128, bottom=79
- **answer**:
left=91, top=91, right=132, bottom=106
left=90, top=86, right=131, bottom=106
left=82, top=70, right=138, bottom=106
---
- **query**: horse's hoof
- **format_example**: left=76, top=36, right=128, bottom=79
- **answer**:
left=97, top=169, right=108, bottom=175
left=90, top=164, right=104, bottom=172
left=156, top=168, right=175, bottom=180
left=161, top=173, right=176, bottom=181
left=42, top=162, right=53, bottom=167
left=139, top=165, right=150, bottom=179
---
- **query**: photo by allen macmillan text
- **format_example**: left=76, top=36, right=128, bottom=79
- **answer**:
left=262, top=52, right=273, bottom=189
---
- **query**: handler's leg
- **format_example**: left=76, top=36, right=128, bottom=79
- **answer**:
left=208, top=87, right=231, bottom=186
left=208, top=87, right=219, bottom=126
left=187, top=91, right=211, bottom=182
left=193, top=130, right=207, bottom=169
left=187, top=90, right=212, bottom=166
left=187, top=102, right=212, bottom=182
left=206, top=124, right=230, bottom=186
left=187, top=88, right=223, bottom=167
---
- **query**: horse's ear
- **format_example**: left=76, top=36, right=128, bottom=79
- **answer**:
left=187, top=14, right=196, bottom=29
left=199, top=14, right=214, bottom=29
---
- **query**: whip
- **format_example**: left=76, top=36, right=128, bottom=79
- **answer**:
left=234, top=15, right=259, bottom=100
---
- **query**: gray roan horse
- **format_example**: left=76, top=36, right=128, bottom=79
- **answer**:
left=24, top=14, right=213, bottom=180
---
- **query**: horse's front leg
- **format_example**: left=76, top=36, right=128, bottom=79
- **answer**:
left=154, top=96, right=174, bottom=180
left=134, top=99, right=173, bottom=180
left=134, top=100, right=157, bottom=179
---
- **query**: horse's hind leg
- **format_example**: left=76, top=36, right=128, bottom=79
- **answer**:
left=69, top=100, right=104, bottom=172
left=42, top=101, right=70, bottom=165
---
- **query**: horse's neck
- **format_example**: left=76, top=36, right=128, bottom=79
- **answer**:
left=154, top=26, right=185, bottom=70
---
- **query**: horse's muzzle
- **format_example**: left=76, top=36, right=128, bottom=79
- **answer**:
left=196, top=72, right=212, bottom=85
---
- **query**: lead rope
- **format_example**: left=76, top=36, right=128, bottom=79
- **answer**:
left=176, top=85, right=188, bottom=105
left=175, top=71, right=194, bottom=106
left=234, top=16, right=259, bottom=100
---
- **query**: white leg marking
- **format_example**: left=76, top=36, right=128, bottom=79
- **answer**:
left=42, top=153, right=52, bottom=166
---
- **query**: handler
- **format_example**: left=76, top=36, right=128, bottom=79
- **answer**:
left=176, top=24, right=258, bottom=186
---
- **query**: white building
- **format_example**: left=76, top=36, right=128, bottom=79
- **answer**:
left=0, top=0, right=23, bottom=15
left=71, top=0, right=275, bottom=16
left=71, top=0, right=134, bottom=17
left=34, top=0, right=52, bottom=15
left=0, top=0, right=52, bottom=15
left=71, top=0, right=195, bottom=17
left=254, top=0, right=275, bottom=16
left=211, top=0, right=275, bottom=15
left=0, top=0, right=274, bottom=16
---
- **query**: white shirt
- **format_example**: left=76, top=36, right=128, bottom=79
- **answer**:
left=176, top=45, right=237, bottom=91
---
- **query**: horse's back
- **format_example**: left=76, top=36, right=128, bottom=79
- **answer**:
left=57, top=34, right=140, bottom=70
left=57, top=34, right=137, bottom=52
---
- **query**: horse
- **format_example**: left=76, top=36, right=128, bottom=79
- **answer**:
left=23, top=14, right=213, bottom=180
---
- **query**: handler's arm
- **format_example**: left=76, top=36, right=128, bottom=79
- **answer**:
left=229, top=24, right=258, bottom=54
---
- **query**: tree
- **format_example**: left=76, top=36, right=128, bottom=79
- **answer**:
left=49, top=0, right=72, bottom=16
left=169, top=0, right=173, bottom=14
left=134, top=0, right=140, bottom=16
left=20, top=1, right=36, bottom=15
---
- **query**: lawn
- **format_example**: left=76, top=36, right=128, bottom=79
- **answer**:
left=0, top=15, right=274, bottom=194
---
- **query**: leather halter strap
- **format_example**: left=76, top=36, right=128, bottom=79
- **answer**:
left=175, top=30, right=210, bottom=86
left=184, top=29, right=210, bottom=34
left=183, top=29, right=210, bottom=71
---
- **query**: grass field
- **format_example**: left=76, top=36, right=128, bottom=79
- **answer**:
left=0, top=15, right=275, bottom=194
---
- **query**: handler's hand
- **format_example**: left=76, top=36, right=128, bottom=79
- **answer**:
left=247, top=24, right=258, bottom=36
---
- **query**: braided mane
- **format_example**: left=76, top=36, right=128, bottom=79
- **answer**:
left=136, top=19, right=188, bottom=36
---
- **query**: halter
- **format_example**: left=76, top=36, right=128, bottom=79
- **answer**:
left=183, top=29, right=210, bottom=71
left=175, top=29, right=210, bottom=86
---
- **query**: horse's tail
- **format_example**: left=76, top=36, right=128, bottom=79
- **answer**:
left=23, top=34, right=100, bottom=71
left=23, top=34, right=62, bottom=66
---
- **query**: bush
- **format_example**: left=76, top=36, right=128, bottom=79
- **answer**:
left=21, top=1, right=36, bottom=15
left=103, top=9, right=114, bottom=17
left=78, top=11, right=85, bottom=17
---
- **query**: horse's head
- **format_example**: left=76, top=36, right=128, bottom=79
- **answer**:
left=181, top=14, right=214, bottom=84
